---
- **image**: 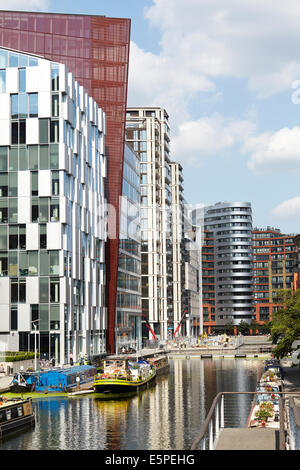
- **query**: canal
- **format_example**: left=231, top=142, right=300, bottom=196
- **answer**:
left=0, top=357, right=264, bottom=450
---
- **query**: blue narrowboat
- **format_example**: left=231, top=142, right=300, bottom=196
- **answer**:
left=11, top=365, right=97, bottom=393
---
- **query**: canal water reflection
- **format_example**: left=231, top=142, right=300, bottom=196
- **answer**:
left=0, top=358, right=264, bottom=450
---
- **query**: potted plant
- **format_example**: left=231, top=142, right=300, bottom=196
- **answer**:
left=255, top=402, right=274, bottom=423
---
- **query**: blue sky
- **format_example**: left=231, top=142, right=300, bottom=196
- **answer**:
left=3, top=0, right=300, bottom=234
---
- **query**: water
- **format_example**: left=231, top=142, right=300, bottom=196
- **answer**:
left=0, top=358, right=264, bottom=450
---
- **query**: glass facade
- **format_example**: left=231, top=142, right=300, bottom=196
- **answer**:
left=116, top=143, right=141, bottom=351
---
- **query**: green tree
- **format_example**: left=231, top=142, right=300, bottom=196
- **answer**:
left=270, top=289, right=300, bottom=358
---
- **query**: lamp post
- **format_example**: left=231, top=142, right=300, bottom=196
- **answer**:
left=32, top=319, right=39, bottom=371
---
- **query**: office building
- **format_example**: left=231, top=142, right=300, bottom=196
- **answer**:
left=0, top=10, right=131, bottom=353
left=0, top=48, right=107, bottom=363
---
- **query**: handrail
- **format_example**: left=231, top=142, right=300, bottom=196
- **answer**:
left=191, top=391, right=300, bottom=450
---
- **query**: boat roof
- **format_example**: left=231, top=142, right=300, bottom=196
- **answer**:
left=16, top=365, right=96, bottom=377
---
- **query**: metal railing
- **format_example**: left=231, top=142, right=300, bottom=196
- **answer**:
left=191, top=391, right=296, bottom=450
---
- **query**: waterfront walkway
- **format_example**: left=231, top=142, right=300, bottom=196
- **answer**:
left=216, top=428, right=279, bottom=450
left=214, top=361, right=300, bottom=450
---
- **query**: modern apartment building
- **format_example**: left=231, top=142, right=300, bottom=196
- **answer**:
left=116, top=143, right=141, bottom=352
left=0, top=48, right=107, bottom=364
left=125, top=107, right=172, bottom=341
left=253, top=227, right=297, bottom=323
left=170, top=163, right=201, bottom=338
left=194, top=202, right=254, bottom=329
left=0, top=10, right=131, bottom=354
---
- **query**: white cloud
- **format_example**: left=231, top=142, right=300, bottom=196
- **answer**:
left=246, top=127, right=300, bottom=172
left=171, top=114, right=255, bottom=166
left=128, top=0, right=300, bottom=116
left=272, top=197, right=300, bottom=219
left=0, top=0, right=49, bottom=9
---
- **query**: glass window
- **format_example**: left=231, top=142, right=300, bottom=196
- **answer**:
left=50, top=251, right=59, bottom=275
left=19, top=225, right=26, bottom=249
left=31, top=171, right=38, bottom=196
left=0, top=225, right=7, bottom=250
left=19, top=93, right=28, bottom=118
left=39, top=277, right=49, bottom=303
left=29, top=93, right=38, bottom=118
left=39, top=197, right=48, bottom=223
left=19, top=146, right=28, bottom=171
left=50, top=198, right=59, bottom=222
left=40, top=224, right=47, bottom=249
left=9, top=251, right=18, bottom=276
left=39, top=304, right=49, bottom=330
left=0, top=147, right=8, bottom=171
left=40, top=145, right=49, bottom=170
left=0, top=199, right=8, bottom=223
left=8, top=198, right=17, bottom=223
left=19, top=120, right=26, bottom=144
left=11, top=94, right=18, bottom=119
left=19, top=280, right=26, bottom=303
left=50, top=304, right=60, bottom=330
left=0, top=173, right=8, bottom=197
left=29, top=145, right=38, bottom=170
left=50, top=120, right=59, bottom=143
left=0, top=70, right=6, bottom=93
left=40, top=251, right=49, bottom=276
left=52, top=94, right=59, bottom=117
left=9, top=53, right=18, bottom=68
left=8, top=172, right=17, bottom=197
left=9, top=148, right=18, bottom=171
left=19, top=68, right=26, bottom=93
left=0, top=50, right=8, bottom=68
left=39, top=119, right=49, bottom=144
left=11, top=279, right=18, bottom=302
left=28, top=251, right=38, bottom=276
left=50, top=144, right=59, bottom=169
left=31, top=197, right=38, bottom=222
left=50, top=278, right=59, bottom=302
left=11, top=122, right=19, bottom=145
left=9, top=225, right=18, bottom=249
left=51, top=65, right=59, bottom=91
left=52, top=171, right=59, bottom=195
left=19, top=252, right=28, bottom=276
left=0, top=251, right=8, bottom=276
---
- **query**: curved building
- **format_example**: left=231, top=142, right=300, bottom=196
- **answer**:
left=197, top=202, right=254, bottom=328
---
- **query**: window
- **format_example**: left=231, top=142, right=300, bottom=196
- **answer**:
left=51, top=171, right=59, bottom=195
left=50, top=120, right=59, bottom=143
left=29, top=93, right=38, bottom=118
left=39, top=119, right=49, bottom=144
left=11, top=120, right=26, bottom=145
left=51, top=65, right=59, bottom=91
left=0, top=69, right=6, bottom=93
left=52, top=94, right=59, bottom=117
left=10, top=306, right=18, bottom=330
left=31, top=172, right=38, bottom=196
left=40, top=224, right=47, bottom=249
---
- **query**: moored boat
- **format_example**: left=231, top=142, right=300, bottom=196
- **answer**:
left=148, top=355, right=169, bottom=374
left=10, top=365, right=97, bottom=393
left=93, top=358, right=156, bottom=393
left=0, top=397, right=35, bottom=438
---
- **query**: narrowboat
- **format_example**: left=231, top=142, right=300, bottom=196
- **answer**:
left=10, top=365, right=97, bottom=393
left=93, top=358, right=156, bottom=393
left=0, top=397, right=35, bottom=438
left=148, top=355, right=170, bottom=374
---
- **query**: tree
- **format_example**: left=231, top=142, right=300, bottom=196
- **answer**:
left=270, top=289, right=300, bottom=359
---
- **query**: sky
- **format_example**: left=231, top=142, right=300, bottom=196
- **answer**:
left=2, top=0, right=300, bottom=234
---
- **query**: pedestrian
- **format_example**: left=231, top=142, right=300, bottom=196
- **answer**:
left=69, top=353, right=74, bottom=366
left=76, top=374, right=80, bottom=391
left=51, top=357, right=55, bottom=368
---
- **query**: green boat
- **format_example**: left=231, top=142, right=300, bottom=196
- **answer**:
left=93, top=358, right=156, bottom=393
